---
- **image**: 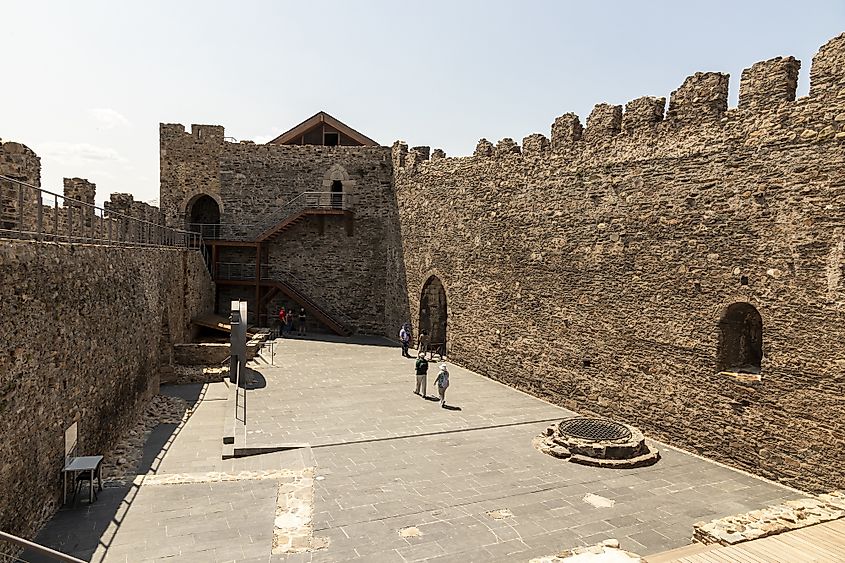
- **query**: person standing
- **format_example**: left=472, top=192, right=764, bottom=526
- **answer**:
left=417, top=330, right=430, bottom=359
left=435, top=363, right=450, bottom=408
left=285, top=310, right=294, bottom=336
left=277, top=306, right=286, bottom=338
left=399, top=324, right=411, bottom=357
left=414, top=353, right=429, bottom=397
left=298, top=307, right=307, bottom=336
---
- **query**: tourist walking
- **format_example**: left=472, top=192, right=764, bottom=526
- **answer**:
left=399, top=323, right=411, bottom=357
left=277, top=306, right=286, bottom=338
left=297, top=307, right=307, bottom=336
left=414, top=353, right=429, bottom=397
left=435, top=363, right=450, bottom=408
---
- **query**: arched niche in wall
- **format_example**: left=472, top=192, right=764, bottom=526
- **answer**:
left=419, top=275, right=448, bottom=357
left=185, top=193, right=221, bottom=238
left=322, top=164, right=356, bottom=209
left=716, top=302, right=763, bottom=373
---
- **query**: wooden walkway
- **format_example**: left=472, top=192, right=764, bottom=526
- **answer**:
left=645, top=518, right=845, bottom=562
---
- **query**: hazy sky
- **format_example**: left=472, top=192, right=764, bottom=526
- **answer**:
left=1, top=1, right=843, bottom=205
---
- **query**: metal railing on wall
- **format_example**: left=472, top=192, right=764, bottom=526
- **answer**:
left=0, top=530, right=85, bottom=563
left=216, top=262, right=354, bottom=330
left=186, top=191, right=352, bottom=241
left=0, top=175, right=206, bottom=255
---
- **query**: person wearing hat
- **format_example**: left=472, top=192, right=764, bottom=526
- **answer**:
left=435, top=363, right=450, bottom=408
left=414, top=352, right=429, bottom=397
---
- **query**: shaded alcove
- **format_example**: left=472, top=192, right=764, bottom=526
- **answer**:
left=419, top=276, right=448, bottom=355
left=331, top=180, right=343, bottom=209
left=186, top=194, right=220, bottom=238
left=716, top=303, right=763, bottom=373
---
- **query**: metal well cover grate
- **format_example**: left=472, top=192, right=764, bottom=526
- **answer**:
left=558, top=417, right=632, bottom=442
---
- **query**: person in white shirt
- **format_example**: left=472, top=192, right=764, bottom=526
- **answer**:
left=435, top=363, right=450, bottom=408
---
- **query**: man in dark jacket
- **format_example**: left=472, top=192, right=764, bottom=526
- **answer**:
left=414, top=353, right=429, bottom=398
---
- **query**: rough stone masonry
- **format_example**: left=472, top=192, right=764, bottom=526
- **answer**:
left=389, top=33, right=845, bottom=493
left=0, top=142, right=214, bottom=554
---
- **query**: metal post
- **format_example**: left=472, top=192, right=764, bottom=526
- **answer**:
left=67, top=203, right=73, bottom=242
left=53, top=199, right=59, bottom=241
left=36, top=197, right=43, bottom=240
left=17, top=182, right=24, bottom=234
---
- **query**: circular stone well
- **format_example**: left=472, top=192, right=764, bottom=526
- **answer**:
left=534, top=416, right=660, bottom=468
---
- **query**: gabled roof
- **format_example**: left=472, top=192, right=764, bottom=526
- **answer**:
left=267, top=111, right=379, bottom=146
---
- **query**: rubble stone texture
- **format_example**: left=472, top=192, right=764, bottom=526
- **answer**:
left=388, top=33, right=845, bottom=494
left=100, top=394, right=192, bottom=484
left=693, top=492, right=845, bottom=545
left=530, top=539, right=641, bottom=562
left=159, top=125, right=396, bottom=333
left=0, top=235, right=212, bottom=549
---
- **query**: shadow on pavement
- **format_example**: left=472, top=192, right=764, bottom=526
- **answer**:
left=443, top=404, right=463, bottom=411
left=22, top=383, right=209, bottom=562
left=275, top=332, right=398, bottom=348
left=242, top=367, right=267, bottom=389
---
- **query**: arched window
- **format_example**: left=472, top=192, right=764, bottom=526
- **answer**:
left=717, top=303, right=763, bottom=373
left=187, top=195, right=220, bottom=239
left=419, top=276, right=448, bottom=358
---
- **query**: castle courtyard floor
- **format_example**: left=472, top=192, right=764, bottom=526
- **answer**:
left=28, top=336, right=799, bottom=562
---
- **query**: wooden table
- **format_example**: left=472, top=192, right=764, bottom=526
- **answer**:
left=62, top=455, right=103, bottom=506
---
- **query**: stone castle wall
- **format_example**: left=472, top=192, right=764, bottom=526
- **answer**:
left=0, top=140, right=41, bottom=230
left=0, top=240, right=213, bottom=547
left=160, top=128, right=393, bottom=333
left=0, top=142, right=214, bottom=551
left=388, top=33, right=845, bottom=493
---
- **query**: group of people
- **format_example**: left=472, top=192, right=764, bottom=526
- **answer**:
left=278, top=306, right=307, bottom=337
left=413, top=353, right=450, bottom=408
left=400, top=323, right=451, bottom=408
left=399, top=323, right=439, bottom=360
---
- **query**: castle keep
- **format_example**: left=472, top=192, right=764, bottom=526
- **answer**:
left=159, top=113, right=394, bottom=334
left=160, top=34, right=845, bottom=493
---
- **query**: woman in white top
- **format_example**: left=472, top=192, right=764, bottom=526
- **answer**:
left=435, top=363, right=450, bottom=408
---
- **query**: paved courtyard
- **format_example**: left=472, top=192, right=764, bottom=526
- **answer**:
left=28, top=336, right=799, bottom=562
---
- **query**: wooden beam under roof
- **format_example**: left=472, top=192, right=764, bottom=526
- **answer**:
left=267, top=111, right=379, bottom=146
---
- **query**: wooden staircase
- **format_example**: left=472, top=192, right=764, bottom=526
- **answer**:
left=261, top=277, right=353, bottom=336
left=255, top=207, right=349, bottom=242
left=208, top=191, right=356, bottom=336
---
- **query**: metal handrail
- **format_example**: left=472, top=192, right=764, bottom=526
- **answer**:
left=249, top=191, right=352, bottom=240
left=264, top=268, right=355, bottom=327
left=183, top=192, right=352, bottom=240
left=215, top=262, right=353, bottom=332
left=0, top=530, right=85, bottom=563
left=0, top=174, right=205, bottom=250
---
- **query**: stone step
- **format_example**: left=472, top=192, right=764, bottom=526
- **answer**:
left=569, top=445, right=660, bottom=469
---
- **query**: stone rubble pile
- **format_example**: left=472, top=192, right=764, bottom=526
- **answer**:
left=101, top=394, right=192, bottom=484
left=169, top=364, right=227, bottom=385
left=693, top=491, right=845, bottom=545
left=530, top=539, right=641, bottom=562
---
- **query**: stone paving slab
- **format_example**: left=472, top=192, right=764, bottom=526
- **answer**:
left=27, top=336, right=801, bottom=562
left=255, top=337, right=797, bottom=561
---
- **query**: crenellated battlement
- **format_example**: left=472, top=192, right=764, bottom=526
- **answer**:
left=160, top=123, right=225, bottom=145
left=395, top=33, right=845, bottom=176
left=739, top=56, right=800, bottom=108
left=666, top=72, right=729, bottom=123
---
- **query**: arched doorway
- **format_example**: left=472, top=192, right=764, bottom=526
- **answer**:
left=419, top=276, right=447, bottom=357
left=187, top=194, right=220, bottom=238
left=717, top=303, right=763, bottom=373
